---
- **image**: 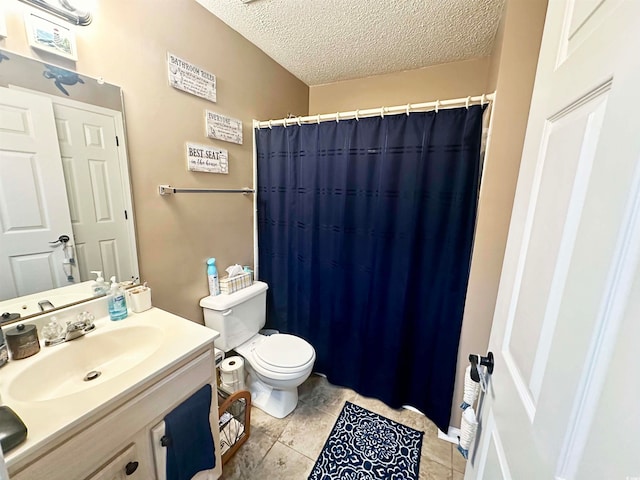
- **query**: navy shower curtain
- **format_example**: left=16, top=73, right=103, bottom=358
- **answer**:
left=256, top=105, right=485, bottom=432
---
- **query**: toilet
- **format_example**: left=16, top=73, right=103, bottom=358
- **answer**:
left=200, top=281, right=315, bottom=418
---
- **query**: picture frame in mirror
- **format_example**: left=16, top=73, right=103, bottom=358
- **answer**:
left=24, top=12, right=78, bottom=61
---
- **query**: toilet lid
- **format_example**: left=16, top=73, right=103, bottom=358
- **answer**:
left=254, top=334, right=314, bottom=369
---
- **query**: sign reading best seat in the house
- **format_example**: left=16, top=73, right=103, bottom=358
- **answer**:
left=186, top=142, right=228, bottom=174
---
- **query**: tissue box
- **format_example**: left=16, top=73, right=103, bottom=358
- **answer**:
left=220, top=272, right=252, bottom=294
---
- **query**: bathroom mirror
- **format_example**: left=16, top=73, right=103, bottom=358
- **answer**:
left=0, top=49, right=138, bottom=323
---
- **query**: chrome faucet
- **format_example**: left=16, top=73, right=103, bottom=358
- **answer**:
left=64, top=320, right=92, bottom=341
left=42, top=311, right=96, bottom=346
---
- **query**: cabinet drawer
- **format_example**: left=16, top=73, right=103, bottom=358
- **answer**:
left=86, top=444, right=142, bottom=480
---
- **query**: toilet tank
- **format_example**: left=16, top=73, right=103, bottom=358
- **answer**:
left=199, top=281, right=268, bottom=352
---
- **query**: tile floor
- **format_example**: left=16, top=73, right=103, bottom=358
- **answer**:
left=219, top=374, right=467, bottom=479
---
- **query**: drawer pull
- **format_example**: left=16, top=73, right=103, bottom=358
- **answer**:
left=125, top=461, right=139, bottom=475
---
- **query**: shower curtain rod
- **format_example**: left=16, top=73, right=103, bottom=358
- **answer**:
left=254, top=92, right=495, bottom=129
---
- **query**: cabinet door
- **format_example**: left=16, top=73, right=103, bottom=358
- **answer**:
left=86, top=444, right=143, bottom=480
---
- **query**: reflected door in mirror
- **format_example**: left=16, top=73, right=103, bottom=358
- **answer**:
left=0, top=88, right=77, bottom=300
left=53, top=104, right=136, bottom=284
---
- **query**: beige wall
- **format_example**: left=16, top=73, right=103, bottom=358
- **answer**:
left=0, top=0, right=308, bottom=323
left=309, top=57, right=491, bottom=114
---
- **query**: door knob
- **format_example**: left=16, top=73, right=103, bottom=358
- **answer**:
left=49, top=234, right=70, bottom=245
left=469, top=352, right=494, bottom=382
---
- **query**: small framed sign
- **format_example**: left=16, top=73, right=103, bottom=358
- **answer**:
left=168, top=53, right=216, bottom=103
left=186, top=142, right=228, bottom=174
left=25, top=13, right=78, bottom=61
left=205, top=110, right=243, bottom=145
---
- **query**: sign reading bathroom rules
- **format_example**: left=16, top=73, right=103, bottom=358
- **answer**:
left=186, top=142, right=228, bottom=174
left=167, top=52, right=217, bottom=103
left=205, top=110, right=243, bottom=145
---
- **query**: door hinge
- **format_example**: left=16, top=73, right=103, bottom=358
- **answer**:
left=124, top=210, right=128, bottom=220
left=115, top=135, right=119, bottom=146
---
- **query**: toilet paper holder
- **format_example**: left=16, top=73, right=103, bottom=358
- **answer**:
left=468, top=352, right=494, bottom=383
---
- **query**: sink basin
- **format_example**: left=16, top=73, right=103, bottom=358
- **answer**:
left=7, top=325, right=164, bottom=402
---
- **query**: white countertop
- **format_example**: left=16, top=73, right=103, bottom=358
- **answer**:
left=0, top=307, right=219, bottom=469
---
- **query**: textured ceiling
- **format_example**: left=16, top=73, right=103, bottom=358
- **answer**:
left=196, top=0, right=505, bottom=86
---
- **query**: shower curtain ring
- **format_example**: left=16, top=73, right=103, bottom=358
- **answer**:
left=481, top=94, right=486, bottom=106
left=406, top=104, right=411, bottom=116
left=268, top=120, right=273, bottom=129
left=283, top=117, right=287, bottom=128
left=336, top=112, right=340, bottom=123
left=465, top=96, right=471, bottom=109
left=317, top=114, right=321, bottom=124
left=297, top=116, right=302, bottom=126
left=355, top=109, right=360, bottom=121
left=381, top=107, right=385, bottom=118
left=435, top=100, right=440, bottom=113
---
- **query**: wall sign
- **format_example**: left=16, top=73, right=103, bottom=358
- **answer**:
left=186, top=142, right=228, bottom=174
left=205, top=110, right=243, bottom=145
left=167, top=53, right=216, bottom=103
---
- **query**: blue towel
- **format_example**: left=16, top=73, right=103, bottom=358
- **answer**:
left=165, top=384, right=215, bottom=480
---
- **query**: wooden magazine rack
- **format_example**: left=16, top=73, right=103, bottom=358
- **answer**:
left=217, top=389, right=251, bottom=465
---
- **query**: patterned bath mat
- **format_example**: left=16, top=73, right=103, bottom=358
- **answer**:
left=309, top=401, right=423, bottom=480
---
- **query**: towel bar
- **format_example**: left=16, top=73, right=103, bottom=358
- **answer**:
left=158, top=185, right=254, bottom=195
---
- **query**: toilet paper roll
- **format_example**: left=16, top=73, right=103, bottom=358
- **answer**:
left=220, top=356, right=245, bottom=392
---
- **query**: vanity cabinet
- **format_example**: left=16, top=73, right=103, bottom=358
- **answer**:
left=9, top=346, right=222, bottom=480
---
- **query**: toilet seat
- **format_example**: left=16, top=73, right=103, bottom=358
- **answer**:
left=253, top=334, right=315, bottom=374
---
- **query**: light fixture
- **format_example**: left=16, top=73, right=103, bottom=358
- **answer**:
left=19, top=0, right=92, bottom=26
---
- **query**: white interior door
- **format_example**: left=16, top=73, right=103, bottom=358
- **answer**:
left=0, top=87, right=75, bottom=300
left=468, top=1, right=640, bottom=478
left=52, top=102, right=136, bottom=284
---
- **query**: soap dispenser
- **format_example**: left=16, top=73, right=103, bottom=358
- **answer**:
left=107, top=276, right=128, bottom=321
left=90, top=271, right=108, bottom=296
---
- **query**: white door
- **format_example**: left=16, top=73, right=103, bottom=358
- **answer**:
left=0, top=87, right=75, bottom=300
left=52, top=102, right=136, bottom=284
left=468, top=1, right=640, bottom=479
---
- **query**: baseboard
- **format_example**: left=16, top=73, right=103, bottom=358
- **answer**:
left=438, top=426, right=461, bottom=444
